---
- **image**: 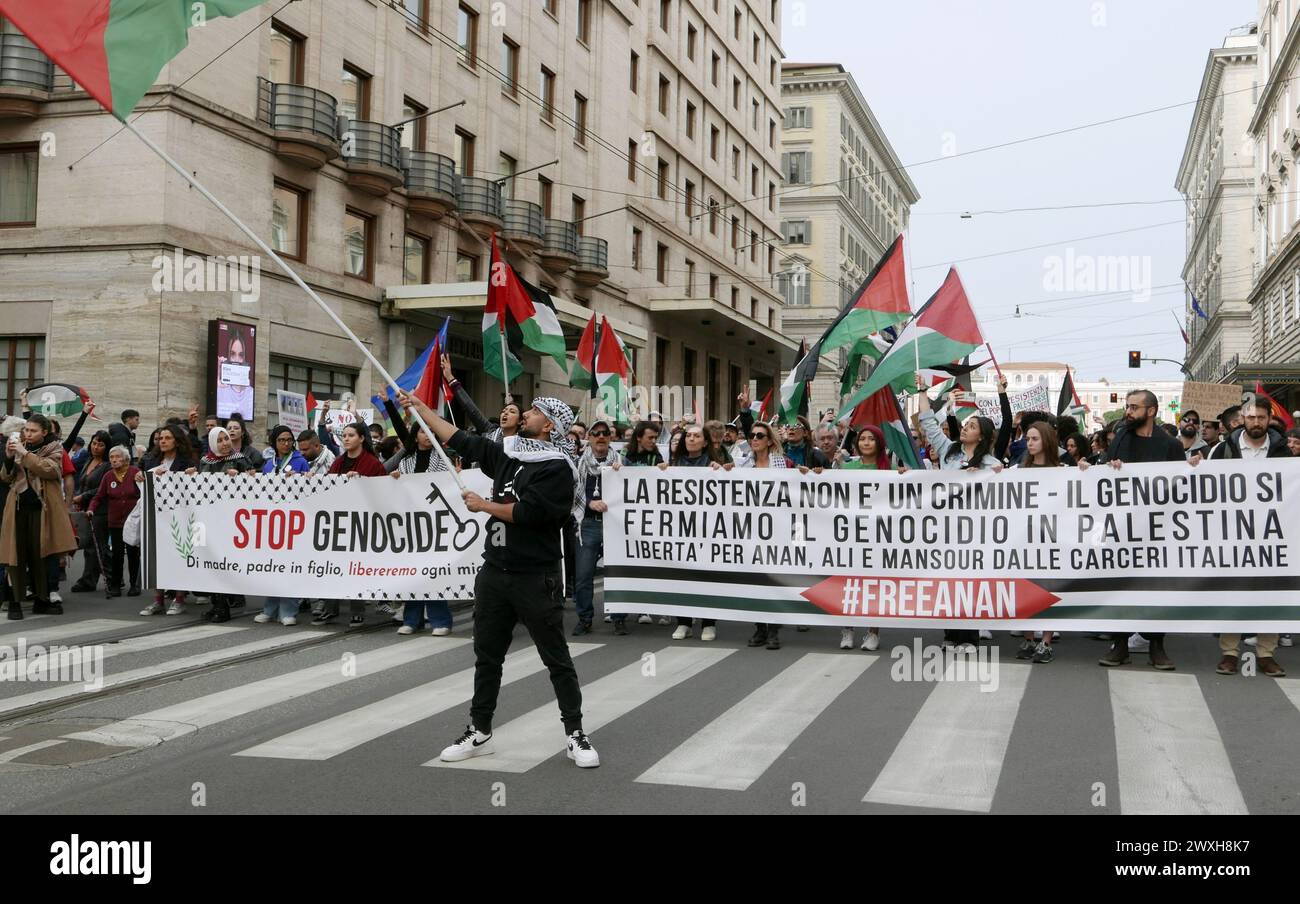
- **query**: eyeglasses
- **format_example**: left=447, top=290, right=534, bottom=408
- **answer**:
left=589, top=430, right=611, bottom=438
left=750, top=432, right=768, bottom=440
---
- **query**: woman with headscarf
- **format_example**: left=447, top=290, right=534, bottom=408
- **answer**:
left=661, top=423, right=729, bottom=642
left=70, top=429, right=114, bottom=593
left=2, top=413, right=77, bottom=618
left=88, top=446, right=141, bottom=600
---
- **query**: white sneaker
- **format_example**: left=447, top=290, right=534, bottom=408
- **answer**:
left=955, top=642, right=978, bottom=654
left=165, top=600, right=183, bottom=616
left=376, top=602, right=395, bottom=615
left=671, top=625, right=691, bottom=640
left=840, top=628, right=854, bottom=650
left=253, top=613, right=274, bottom=624
left=566, top=730, right=600, bottom=768
left=1281, top=634, right=1294, bottom=647
left=1243, top=636, right=1257, bottom=646
left=700, top=626, right=716, bottom=642
left=978, top=629, right=993, bottom=640
left=637, top=614, right=653, bottom=624
left=280, top=616, right=297, bottom=626
left=440, top=725, right=494, bottom=762
left=431, top=627, right=451, bottom=636
left=862, top=632, right=880, bottom=652
left=1052, top=632, right=1061, bottom=641
left=1127, top=633, right=1150, bottom=652
left=139, top=601, right=164, bottom=616
left=397, top=625, right=415, bottom=635
left=657, top=616, right=673, bottom=626
left=49, top=591, right=63, bottom=604
left=603, top=615, right=613, bottom=623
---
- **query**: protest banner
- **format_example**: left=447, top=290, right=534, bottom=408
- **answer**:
left=975, top=383, right=1052, bottom=426
left=316, top=406, right=376, bottom=445
left=143, top=470, right=490, bottom=600
left=275, top=390, right=309, bottom=435
left=602, top=462, right=1300, bottom=632
left=1179, top=381, right=1245, bottom=422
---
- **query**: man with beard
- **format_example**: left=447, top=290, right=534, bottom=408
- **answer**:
left=1081, top=389, right=1185, bottom=670
left=1204, top=400, right=1290, bottom=676
left=398, top=391, right=599, bottom=768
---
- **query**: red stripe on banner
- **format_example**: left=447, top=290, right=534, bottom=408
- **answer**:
left=801, top=575, right=1060, bottom=620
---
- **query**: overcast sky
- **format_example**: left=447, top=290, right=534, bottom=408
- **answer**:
left=783, top=0, right=1257, bottom=381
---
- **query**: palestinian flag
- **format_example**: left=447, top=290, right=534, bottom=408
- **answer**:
left=839, top=333, right=892, bottom=397
left=595, top=317, right=631, bottom=419
left=569, top=313, right=598, bottom=393
left=1057, top=366, right=1081, bottom=416
left=838, top=268, right=985, bottom=420
left=821, top=234, right=911, bottom=354
left=485, top=235, right=567, bottom=380
left=1254, top=382, right=1294, bottom=430
left=24, top=383, right=90, bottom=419
left=749, top=387, right=772, bottom=420
left=778, top=338, right=816, bottom=424
left=846, top=384, right=921, bottom=468
left=0, top=0, right=265, bottom=119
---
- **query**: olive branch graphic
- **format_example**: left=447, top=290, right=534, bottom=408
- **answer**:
left=171, top=511, right=196, bottom=559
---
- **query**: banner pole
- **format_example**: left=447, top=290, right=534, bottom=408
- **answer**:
left=118, top=118, right=465, bottom=491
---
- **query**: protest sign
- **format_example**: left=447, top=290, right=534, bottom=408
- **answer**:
left=1179, top=381, right=1245, bottom=422
left=975, top=383, right=1052, bottom=426
left=275, top=390, right=308, bottom=435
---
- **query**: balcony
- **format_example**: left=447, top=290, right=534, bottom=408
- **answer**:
left=500, top=199, right=544, bottom=252
left=256, top=78, right=339, bottom=169
left=538, top=218, right=578, bottom=274
left=456, top=176, right=502, bottom=238
left=0, top=32, right=54, bottom=119
left=403, top=150, right=457, bottom=220
left=572, top=236, right=609, bottom=286
left=341, top=119, right=403, bottom=196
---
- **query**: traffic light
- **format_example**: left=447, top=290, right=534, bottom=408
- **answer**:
left=1128, top=351, right=1141, bottom=368
left=1110, top=392, right=1119, bottom=404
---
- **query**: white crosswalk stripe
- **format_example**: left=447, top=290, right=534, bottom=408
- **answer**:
left=637, top=652, right=875, bottom=791
left=236, top=643, right=602, bottom=760
left=863, top=662, right=1032, bottom=812
left=1276, top=677, right=1300, bottom=716
left=0, top=618, right=137, bottom=647
left=2, top=624, right=245, bottom=669
left=1109, top=671, right=1248, bottom=815
left=63, top=638, right=470, bottom=749
left=0, top=739, right=66, bottom=763
left=425, top=645, right=733, bottom=772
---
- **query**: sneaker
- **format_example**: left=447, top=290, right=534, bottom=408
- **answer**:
left=700, top=626, right=716, bottom=642
left=1016, top=638, right=1036, bottom=660
left=978, top=628, right=993, bottom=640
left=440, top=725, right=494, bottom=762
left=397, top=625, right=415, bottom=635
left=431, top=627, right=451, bottom=636
left=1258, top=657, right=1286, bottom=678
left=572, top=621, right=592, bottom=636
left=1099, top=641, right=1130, bottom=667
left=349, top=614, right=365, bottom=626
left=1127, top=633, right=1150, bottom=652
left=603, top=614, right=613, bottom=623
left=566, top=730, right=600, bottom=768
left=747, top=627, right=767, bottom=647
left=376, top=602, right=395, bottom=615
left=1031, top=642, right=1054, bottom=664
left=1243, top=636, right=1258, bottom=647
left=311, top=612, right=336, bottom=626
left=862, top=632, right=880, bottom=652
left=613, top=621, right=628, bottom=636
left=49, top=591, right=63, bottom=605
left=280, top=616, right=297, bottom=626
left=839, top=628, right=854, bottom=650
left=253, top=613, right=274, bottom=624
left=165, top=600, right=183, bottom=616
left=637, top=614, right=653, bottom=625
left=657, top=616, right=673, bottom=626
left=139, top=601, right=164, bottom=616
left=671, top=625, right=691, bottom=640
left=955, top=642, right=977, bottom=654
left=1281, top=634, right=1294, bottom=648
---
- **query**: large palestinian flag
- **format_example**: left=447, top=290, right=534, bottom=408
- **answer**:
left=569, top=313, right=598, bottom=393
left=820, top=235, right=911, bottom=354
left=485, top=235, right=567, bottom=381
left=777, top=338, right=815, bottom=425
left=846, top=384, right=921, bottom=468
left=595, top=316, right=631, bottom=420
left=0, top=0, right=266, bottom=118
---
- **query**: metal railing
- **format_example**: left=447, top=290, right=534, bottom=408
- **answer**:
left=257, top=78, right=338, bottom=142
left=456, top=176, right=503, bottom=219
left=502, top=199, right=543, bottom=240
left=576, top=236, right=608, bottom=270
left=403, top=150, right=457, bottom=198
left=341, top=119, right=402, bottom=170
left=0, top=33, right=53, bottom=91
left=542, top=218, right=578, bottom=256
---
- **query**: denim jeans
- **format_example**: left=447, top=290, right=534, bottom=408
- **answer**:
left=574, top=516, right=609, bottom=625
left=262, top=596, right=299, bottom=620
left=403, top=600, right=452, bottom=629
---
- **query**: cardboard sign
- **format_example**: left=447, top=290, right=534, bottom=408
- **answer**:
left=1179, top=381, right=1245, bottom=423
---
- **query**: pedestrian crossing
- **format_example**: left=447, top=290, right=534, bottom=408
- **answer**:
left=2, top=626, right=1299, bottom=813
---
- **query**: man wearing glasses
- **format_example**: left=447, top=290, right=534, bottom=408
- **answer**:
left=574, top=421, right=618, bottom=635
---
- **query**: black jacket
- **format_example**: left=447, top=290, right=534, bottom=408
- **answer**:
left=1106, top=423, right=1186, bottom=464
left=108, top=422, right=136, bottom=461
left=447, top=430, right=575, bottom=572
left=1205, top=428, right=1291, bottom=460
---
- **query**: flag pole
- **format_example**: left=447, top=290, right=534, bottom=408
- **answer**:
left=117, top=118, right=466, bottom=491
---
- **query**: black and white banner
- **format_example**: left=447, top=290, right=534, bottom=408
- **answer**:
left=602, top=461, right=1300, bottom=631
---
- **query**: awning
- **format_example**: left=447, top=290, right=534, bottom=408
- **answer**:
left=647, top=297, right=800, bottom=360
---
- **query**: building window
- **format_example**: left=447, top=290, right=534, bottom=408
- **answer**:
left=340, top=62, right=370, bottom=121
left=709, top=125, right=720, bottom=160
left=770, top=56, right=777, bottom=85
left=657, top=160, right=670, bottom=199
left=683, top=346, right=697, bottom=387
left=0, top=336, right=44, bottom=415
left=343, top=208, right=373, bottom=280
left=768, top=181, right=775, bottom=211
left=576, top=0, right=591, bottom=42
left=538, top=175, right=553, bottom=216
left=628, top=140, right=638, bottom=180
left=399, top=97, right=427, bottom=151
left=684, top=179, right=695, bottom=216
left=752, top=34, right=759, bottom=62
left=0, top=145, right=38, bottom=226
left=751, top=163, right=758, bottom=196
left=687, top=23, right=697, bottom=59
left=784, top=106, right=810, bottom=129
left=784, top=150, right=811, bottom=184
left=708, top=198, right=718, bottom=234
left=686, top=100, right=696, bottom=139
left=456, top=4, right=478, bottom=68
left=544, top=0, right=557, bottom=15
left=270, top=180, right=307, bottom=260
left=749, top=230, right=758, bottom=263
left=731, top=145, right=740, bottom=179
left=574, top=93, right=588, bottom=145
left=404, top=233, right=430, bottom=284
left=752, top=98, right=759, bottom=130
left=685, top=259, right=695, bottom=296
left=730, top=286, right=739, bottom=309
left=501, top=38, right=519, bottom=97
left=455, top=249, right=480, bottom=281
left=540, top=67, right=555, bottom=122
left=711, top=52, right=720, bottom=86
left=782, top=220, right=810, bottom=243
left=455, top=127, right=475, bottom=177
left=268, top=357, right=356, bottom=409
left=269, top=20, right=305, bottom=84
left=630, top=51, right=639, bottom=92
left=572, top=195, right=585, bottom=233
left=733, top=7, right=741, bottom=38
left=656, top=242, right=668, bottom=283
left=750, top=297, right=758, bottom=319
left=731, top=215, right=739, bottom=248
left=658, top=75, right=670, bottom=116
left=498, top=153, right=517, bottom=198
left=732, top=76, right=741, bottom=109
left=632, top=227, right=643, bottom=270
left=659, top=0, right=671, bottom=30
left=709, top=273, right=719, bottom=299
left=769, top=118, right=776, bottom=148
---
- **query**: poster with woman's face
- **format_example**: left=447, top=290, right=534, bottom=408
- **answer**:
left=212, top=320, right=256, bottom=420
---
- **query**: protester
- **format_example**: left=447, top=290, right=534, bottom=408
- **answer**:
left=1179, top=424, right=1208, bottom=460
left=384, top=420, right=455, bottom=636
left=224, top=414, right=261, bottom=470
left=815, top=424, right=847, bottom=467
left=70, top=429, right=113, bottom=593
left=297, top=429, right=336, bottom=476
left=2, top=413, right=76, bottom=618
left=88, top=446, right=141, bottom=601
left=1201, top=419, right=1223, bottom=453
left=572, top=421, right=617, bottom=636
left=613, top=421, right=667, bottom=626
left=313, top=424, right=386, bottom=627
left=1012, top=421, right=1065, bottom=663
left=735, top=421, right=788, bottom=650
left=784, top=416, right=831, bottom=470
left=1063, top=432, right=1089, bottom=467
left=662, top=423, right=729, bottom=641
left=1285, top=426, right=1300, bottom=457
left=261, top=425, right=309, bottom=475
left=1079, top=390, right=1184, bottom=669
left=368, top=422, right=386, bottom=446
left=109, top=408, right=141, bottom=463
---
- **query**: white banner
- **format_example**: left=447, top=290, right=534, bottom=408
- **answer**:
left=144, top=471, right=490, bottom=600
left=275, top=390, right=309, bottom=436
left=602, top=462, right=1300, bottom=632
left=975, top=383, right=1052, bottom=426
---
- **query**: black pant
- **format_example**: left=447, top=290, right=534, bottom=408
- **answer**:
left=678, top=617, right=716, bottom=628
left=562, top=516, right=577, bottom=598
left=108, top=525, right=139, bottom=590
left=470, top=563, right=583, bottom=735
left=78, top=514, right=110, bottom=587
left=8, top=507, right=48, bottom=605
